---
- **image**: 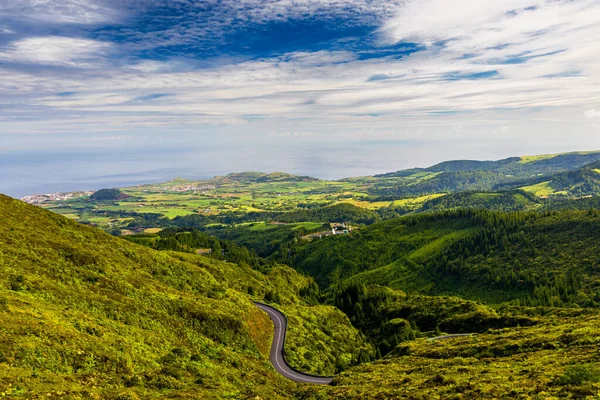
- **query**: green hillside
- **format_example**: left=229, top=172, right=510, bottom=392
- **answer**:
left=33, top=150, right=600, bottom=239
left=377, top=151, right=600, bottom=177
left=218, top=172, right=319, bottom=183
left=505, top=161, right=600, bottom=197
left=299, top=308, right=600, bottom=399
left=417, top=190, right=541, bottom=213
left=89, top=189, right=131, bottom=201
left=369, top=151, right=600, bottom=198
left=0, top=195, right=368, bottom=398
left=290, top=209, right=600, bottom=307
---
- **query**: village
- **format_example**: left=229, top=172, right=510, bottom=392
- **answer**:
left=21, top=191, right=93, bottom=205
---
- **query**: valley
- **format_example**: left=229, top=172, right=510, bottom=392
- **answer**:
left=3, top=150, right=600, bottom=398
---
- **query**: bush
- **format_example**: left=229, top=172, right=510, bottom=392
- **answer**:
left=556, top=364, right=600, bottom=386
left=0, top=296, right=8, bottom=311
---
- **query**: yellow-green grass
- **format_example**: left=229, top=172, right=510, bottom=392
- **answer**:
left=291, top=222, right=324, bottom=231
left=59, top=213, right=81, bottom=220
left=126, top=207, right=195, bottom=218
left=335, top=199, right=393, bottom=210
left=86, top=216, right=112, bottom=224
left=520, top=181, right=555, bottom=196
left=393, top=193, right=446, bottom=207
left=408, top=228, right=477, bottom=264
left=0, top=195, right=370, bottom=397
left=407, top=171, right=443, bottom=182
left=519, top=150, right=599, bottom=163
left=299, top=310, right=600, bottom=399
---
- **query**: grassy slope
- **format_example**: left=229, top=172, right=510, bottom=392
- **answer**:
left=168, top=252, right=373, bottom=375
left=298, top=308, right=600, bottom=399
left=291, top=215, right=478, bottom=288
left=0, top=195, right=366, bottom=398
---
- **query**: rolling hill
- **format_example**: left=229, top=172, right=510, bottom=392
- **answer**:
left=0, top=195, right=368, bottom=398
left=369, top=151, right=600, bottom=198
left=500, top=161, right=600, bottom=197
left=289, top=209, right=600, bottom=307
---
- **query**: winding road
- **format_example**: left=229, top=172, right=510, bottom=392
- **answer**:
left=254, top=302, right=334, bottom=385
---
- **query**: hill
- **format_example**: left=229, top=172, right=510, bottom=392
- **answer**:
left=218, top=172, right=319, bottom=183
left=299, top=307, right=600, bottom=399
left=0, top=195, right=369, bottom=398
left=498, top=161, right=600, bottom=197
left=376, top=151, right=600, bottom=177
left=369, top=151, right=600, bottom=198
left=89, top=188, right=131, bottom=201
left=289, top=209, right=600, bottom=307
left=417, top=190, right=541, bottom=213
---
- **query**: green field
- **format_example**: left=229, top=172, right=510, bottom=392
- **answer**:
left=30, top=151, right=600, bottom=237
left=520, top=181, right=555, bottom=196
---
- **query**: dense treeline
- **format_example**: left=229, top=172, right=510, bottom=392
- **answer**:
left=369, top=170, right=512, bottom=198
left=370, top=153, right=600, bottom=198
left=427, top=210, right=600, bottom=307
left=289, top=209, right=600, bottom=308
left=328, top=284, right=535, bottom=357
left=201, top=223, right=326, bottom=258
left=420, top=190, right=539, bottom=212
left=121, top=203, right=381, bottom=231
left=288, top=210, right=481, bottom=287
left=544, top=195, right=600, bottom=211
left=123, top=227, right=276, bottom=272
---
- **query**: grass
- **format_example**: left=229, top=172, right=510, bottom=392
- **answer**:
left=36, top=175, right=446, bottom=231
left=335, top=200, right=393, bottom=210
left=519, top=150, right=598, bottom=163
left=299, top=310, right=600, bottom=399
left=520, top=180, right=555, bottom=196
left=0, top=195, right=368, bottom=398
left=393, top=194, right=446, bottom=208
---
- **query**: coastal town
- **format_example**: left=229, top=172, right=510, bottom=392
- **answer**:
left=21, top=191, right=93, bottom=205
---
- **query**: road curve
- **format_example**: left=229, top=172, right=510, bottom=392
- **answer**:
left=254, top=302, right=334, bottom=385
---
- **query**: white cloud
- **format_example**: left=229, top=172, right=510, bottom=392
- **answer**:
left=380, top=0, right=600, bottom=80
left=0, top=36, right=111, bottom=67
left=585, top=109, right=600, bottom=118
left=0, top=0, right=119, bottom=24
left=1, top=0, right=599, bottom=149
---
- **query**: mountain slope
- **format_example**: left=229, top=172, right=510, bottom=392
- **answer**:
left=299, top=308, right=600, bottom=399
left=377, top=151, right=600, bottom=177
left=500, top=161, right=600, bottom=197
left=369, top=151, right=600, bottom=198
left=290, top=209, right=600, bottom=307
left=0, top=195, right=367, bottom=398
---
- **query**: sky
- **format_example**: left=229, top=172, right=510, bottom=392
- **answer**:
left=1, top=0, right=600, bottom=196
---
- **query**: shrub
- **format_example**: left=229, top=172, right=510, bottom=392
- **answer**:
left=0, top=296, right=8, bottom=311
left=556, top=364, right=600, bottom=386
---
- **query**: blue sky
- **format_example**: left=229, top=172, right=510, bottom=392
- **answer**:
left=1, top=0, right=600, bottom=195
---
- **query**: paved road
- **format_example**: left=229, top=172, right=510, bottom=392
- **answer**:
left=254, top=302, right=334, bottom=384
